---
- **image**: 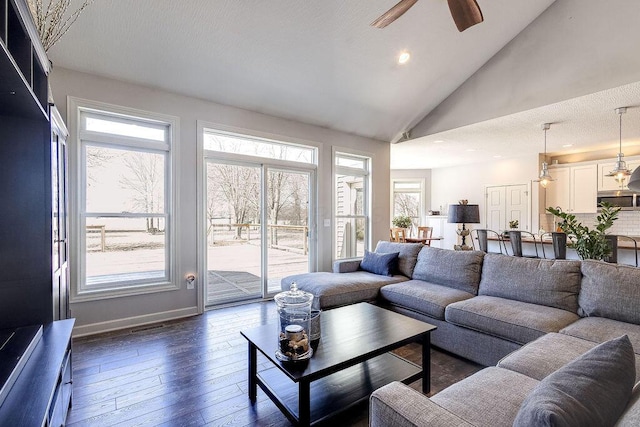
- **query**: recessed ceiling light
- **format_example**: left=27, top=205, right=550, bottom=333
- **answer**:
left=433, top=140, right=444, bottom=144
left=562, top=144, right=573, bottom=148
left=398, top=51, right=411, bottom=64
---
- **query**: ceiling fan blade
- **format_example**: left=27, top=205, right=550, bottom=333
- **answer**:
left=447, top=0, right=484, bottom=32
left=371, top=0, right=419, bottom=28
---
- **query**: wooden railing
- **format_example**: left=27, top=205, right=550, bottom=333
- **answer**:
left=208, top=223, right=309, bottom=255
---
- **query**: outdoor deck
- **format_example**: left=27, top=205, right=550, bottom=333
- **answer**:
left=85, top=235, right=308, bottom=306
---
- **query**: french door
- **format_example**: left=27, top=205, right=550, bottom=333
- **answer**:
left=205, top=160, right=313, bottom=306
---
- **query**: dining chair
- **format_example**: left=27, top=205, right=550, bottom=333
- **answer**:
left=390, top=228, right=406, bottom=243
left=417, top=226, right=433, bottom=246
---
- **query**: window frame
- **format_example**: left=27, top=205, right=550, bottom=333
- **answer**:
left=391, top=179, right=425, bottom=232
left=68, top=97, right=179, bottom=301
left=333, top=149, right=371, bottom=260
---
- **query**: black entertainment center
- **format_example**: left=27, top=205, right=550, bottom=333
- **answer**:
left=0, top=0, right=74, bottom=425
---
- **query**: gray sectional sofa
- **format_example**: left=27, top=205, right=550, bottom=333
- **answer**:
left=282, top=241, right=640, bottom=426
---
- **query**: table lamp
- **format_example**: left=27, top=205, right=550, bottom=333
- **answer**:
left=448, top=200, right=480, bottom=250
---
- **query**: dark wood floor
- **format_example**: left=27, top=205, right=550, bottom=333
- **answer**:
left=67, top=301, right=482, bottom=426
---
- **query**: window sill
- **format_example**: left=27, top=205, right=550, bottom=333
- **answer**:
left=70, top=281, right=180, bottom=303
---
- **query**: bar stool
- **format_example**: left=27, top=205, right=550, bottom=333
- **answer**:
left=616, top=235, right=639, bottom=267
left=507, top=230, right=540, bottom=258
left=604, top=235, right=618, bottom=264
left=472, top=229, right=506, bottom=254
left=540, top=232, right=567, bottom=260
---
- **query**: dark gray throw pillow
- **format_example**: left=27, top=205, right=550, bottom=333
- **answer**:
left=360, top=250, right=399, bottom=276
left=513, top=335, right=636, bottom=427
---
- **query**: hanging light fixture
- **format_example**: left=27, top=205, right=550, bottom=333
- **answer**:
left=535, top=123, right=554, bottom=188
left=607, top=107, right=631, bottom=183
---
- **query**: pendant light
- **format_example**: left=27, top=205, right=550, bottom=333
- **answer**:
left=607, top=107, right=631, bottom=183
left=535, top=123, right=554, bottom=188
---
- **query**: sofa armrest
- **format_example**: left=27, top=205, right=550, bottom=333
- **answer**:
left=332, top=258, right=362, bottom=273
left=370, top=382, right=473, bottom=427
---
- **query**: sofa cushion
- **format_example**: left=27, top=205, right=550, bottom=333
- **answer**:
left=513, top=335, right=635, bottom=427
left=445, top=296, right=580, bottom=345
left=498, top=332, right=640, bottom=383
left=360, top=250, right=399, bottom=276
left=411, top=247, right=484, bottom=295
left=478, top=255, right=582, bottom=313
left=617, top=383, right=640, bottom=427
left=380, top=280, right=475, bottom=320
left=579, top=260, right=640, bottom=323
left=281, top=271, right=408, bottom=309
left=431, top=367, right=538, bottom=427
left=560, top=317, right=640, bottom=355
left=374, top=241, right=423, bottom=278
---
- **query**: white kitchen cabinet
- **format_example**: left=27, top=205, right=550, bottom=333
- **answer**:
left=598, top=160, right=640, bottom=191
left=546, top=167, right=570, bottom=210
left=546, top=164, right=597, bottom=213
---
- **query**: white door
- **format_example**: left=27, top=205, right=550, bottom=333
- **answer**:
left=485, top=186, right=506, bottom=231
left=485, top=184, right=530, bottom=231
left=506, top=184, right=529, bottom=231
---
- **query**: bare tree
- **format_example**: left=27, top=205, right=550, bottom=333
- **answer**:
left=120, top=152, right=163, bottom=232
left=208, top=163, right=259, bottom=239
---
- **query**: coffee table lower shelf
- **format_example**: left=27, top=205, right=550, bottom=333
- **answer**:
left=256, top=352, right=421, bottom=426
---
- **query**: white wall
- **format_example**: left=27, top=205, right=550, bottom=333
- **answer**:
left=412, top=0, right=640, bottom=137
left=50, top=67, right=391, bottom=333
left=430, top=155, right=540, bottom=232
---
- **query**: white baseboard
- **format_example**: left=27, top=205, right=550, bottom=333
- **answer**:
left=72, top=306, right=199, bottom=337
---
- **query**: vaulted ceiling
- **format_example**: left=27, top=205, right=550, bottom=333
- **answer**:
left=49, top=1, right=640, bottom=169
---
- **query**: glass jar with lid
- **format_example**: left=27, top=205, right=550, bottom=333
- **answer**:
left=274, top=282, right=314, bottom=361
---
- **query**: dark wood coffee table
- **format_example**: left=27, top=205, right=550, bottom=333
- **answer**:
left=240, top=302, right=436, bottom=426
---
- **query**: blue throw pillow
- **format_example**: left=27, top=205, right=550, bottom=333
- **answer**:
left=360, top=250, right=399, bottom=276
left=513, top=335, right=636, bottom=427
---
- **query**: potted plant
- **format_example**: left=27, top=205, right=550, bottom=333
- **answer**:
left=508, top=220, right=519, bottom=230
left=392, top=215, right=413, bottom=230
left=546, top=202, right=621, bottom=260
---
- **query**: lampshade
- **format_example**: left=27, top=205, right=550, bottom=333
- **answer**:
left=628, top=167, right=640, bottom=192
left=448, top=204, right=480, bottom=224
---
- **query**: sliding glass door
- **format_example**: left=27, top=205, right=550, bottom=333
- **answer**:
left=205, top=161, right=313, bottom=306
left=266, top=168, right=311, bottom=294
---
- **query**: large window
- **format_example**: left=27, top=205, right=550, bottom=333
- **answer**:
left=392, top=180, right=423, bottom=234
left=334, top=151, right=371, bottom=259
left=73, top=102, right=176, bottom=298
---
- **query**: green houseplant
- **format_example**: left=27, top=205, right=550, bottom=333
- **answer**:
left=546, top=202, right=621, bottom=260
left=392, top=215, right=413, bottom=229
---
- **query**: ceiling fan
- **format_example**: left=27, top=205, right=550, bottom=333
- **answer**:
left=371, top=0, right=484, bottom=32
